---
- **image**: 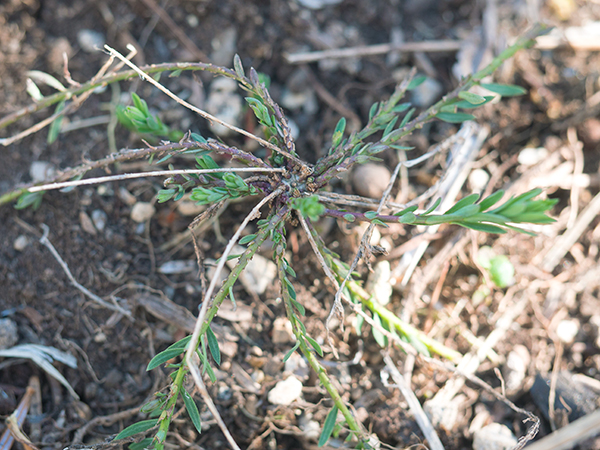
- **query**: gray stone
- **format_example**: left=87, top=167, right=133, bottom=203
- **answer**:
left=30, top=161, right=56, bottom=183
left=13, top=235, right=30, bottom=252
left=77, top=29, right=105, bottom=53
left=272, top=317, right=294, bottom=345
left=205, top=78, right=243, bottom=137
left=410, top=77, right=443, bottom=108
left=91, top=209, right=107, bottom=231
left=0, top=319, right=18, bottom=349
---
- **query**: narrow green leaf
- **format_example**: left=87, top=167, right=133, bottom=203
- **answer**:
left=15, top=191, right=45, bottom=210
left=371, top=218, right=388, bottom=227
left=147, top=347, right=185, bottom=371
left=291, top=298, right=305, bottom=316
left=369, top=102, right=379, bottom=121
left=239, top=234, right=257, bottom=245
left=458, top=91, right=486, bottom=104
left=391, top=103, right=411, bottom=113
left=332, top=117, right=346, bottom=147
left=364, top=211, right=378, bottom=220
left=129, top=437, right=154, bottom=450
left=115, top=419, right=158, bottom=440
left=382, top=116, right=399, bottom=139
left=343, top=213, right=356, bottom=222
left=190, top=132, right=207, bottom=144
left=454, top=96, right=495, bottom=109
left=423, top=198, right=441, bottom=215
left=372, top=314, right=388, bottom=347
left=445, top=193, right=480, bottom=215
left=393, top=205, right=418, bottom=216
left=407, top=75, right=427, bottom=91
left=305, top=335, right=323, bottom=356
left=182, top=390, right=202, bottom=434
left=233, top=54, right=245, bottom=78
left=480, top=83, right=527, bottom=97
left=399, top=108, right=415, bottom=127
left=283, top=341, right=301, bottom=362
left=169, top=69, right=183, bottom=78
left=435, top=112, right=475, bottom=123
left=47, top=100, right=66, bottom=144
left=206, top=327, right=221, bottom=366
left=285, top=263, right=297, bottom=278
left=131, top=92, right=149, bottom=116
left=318, top=405, right=339, bottom=447
left=398, top=212, right=416, bottom=224
left=457, top=222, right=507, bottom=234
left=478, top=190, right=504, bottom=210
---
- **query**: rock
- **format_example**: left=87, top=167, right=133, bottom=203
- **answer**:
left=47, top=37, right=73, bottom=73
left=296, top=0, right=343, bottom=9
left=91, top=209, right=107, bottom=231
left=410, top=77, right=443, bottom=108
left=79, top=211, right=97, bottom=235
left=424, top=394, right=462, bottom=430
left=472, top=423, right=517, bottom=450
left=0, top=319, right=18, bottom=349
left=210, top=27, right=237, bottom=67
left=205, top=78, right=243, bottom=137
left=268, top=376, right=303, bottom=405
left=118, top=187, right=137, bottom=206
left=469, top=169, right=490, bottom=193
left=299, top=413, right=321, bottom=441
left=227, top=245, right=277, bottom=295
left=351, top=163, right=391, bottom=199
left=556, top=319, right=579, bottom=344
left=518, top=147, right=548, bottom=166
left=13, top=235, right=29, bottom=251
left=503, top=345, right=530, bottom=394
left=158, top=260, right=198, bottom=274
left=284, top=352, right=309, bottom=380
left=130, top=202, right=156, bottom=223
left=30, top=161, right=56, bottom=183
left=272, top=317, right=295, bottom=345
left=177, top=199, right=205, bottom=216
left=77, top=29, right=105, bottom=53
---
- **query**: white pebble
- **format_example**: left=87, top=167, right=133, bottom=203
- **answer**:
left=268, top=376, right=303, bottom=405
left=30, top=161, right=56, bottom=183
left=13, top=235, right=29, bottom=251
left=366, top=261, right=392, bottom=306
left=469, top=169, right=490, bottom=193
left=518, top=147, right=548, bottom=166
left=472, top=423, right=517, bottom=450
left=77, top=29, right=105, bottom=53
left=159, top=260, right=198, bottom=274
left=410, top=77, right=443, bottom=108
left=556, top=319, right=579, bottom=344
left=0, top=318, right=18, bottom=349
left=130, top=202, right=156, bottom=223
left=227, top=246, right=277, bottom=295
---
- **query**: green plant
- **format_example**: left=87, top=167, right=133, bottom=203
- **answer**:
left=1, top=25, right=554, bottom=450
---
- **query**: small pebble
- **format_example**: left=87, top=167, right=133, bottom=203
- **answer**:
left=503, top=345, right=530, bottom=394
left=79, top=211, right=97, bottom=235
left=272, top=317, right=295, bottom=345
left=77, top=29, right=105, bottom=53
left=366, top=261, right=392, bottom=306
left=177, top=199, right=205, bottom=216
left=267, top=376, right=303, bottom=405
left=130, top=202, right=156, bottom=223
left=227, top=246, right=276, bottom=295
left=118, top=187, right=137, bottom=206
left=0, top=318, right=18, bottom=349
left=284, top=352, right=309, bottom=380
left=205, top=78, right=243, bottom=137
left=351, top=163, right=391, bottom=199
left=518, top=147, right=548, bottom=166
left=91, top=209, right=107, bottom=231
left=30, top=161, right=56, bottom=183
left=410, top=77, right=443, bottom=108
left=556, top=319, right=579, bottom=344
left=469, top=169, right=490, bottom=192
left=47, top=37, right=73, bottom=73
left=158, top=260, right=197, bottom=274
left=13, top=235, right=29, bottom=252
left=472, top=423, right=517, bottom=450
left=299, top=414, right=321, bottom=441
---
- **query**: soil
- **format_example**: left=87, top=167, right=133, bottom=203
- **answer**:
left=2, top=1, right=600, bottom=449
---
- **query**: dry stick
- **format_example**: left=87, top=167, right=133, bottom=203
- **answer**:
left=423, top=355, right=540, bottom=450
left=284, top=40, right=463, bottom=64
left=542, top=190, right=600, bottom=272
left=398, top=122, right=488, bottom=288
left=39, top=224, right=131, bottom=317
left=523, top=409, right=600, bottom=450
left=104, top=45, right=300, bottom=165
left=184, top=187, right=284, bottom=450
left=298, top=215, right=419, bottom=358
left=565, top=128, right=584, bottom=230
left=28, top=167, right=285, bottom=192
left=382, top=355, right=445, bottom=450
